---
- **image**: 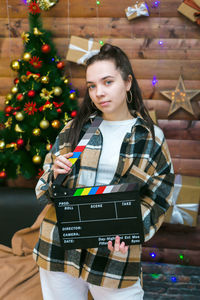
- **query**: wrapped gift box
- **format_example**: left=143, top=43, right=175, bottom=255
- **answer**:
left=178, top=0, right=200, bottom=25
left=125, top=1, right=149, bottom=21
left=164, top=175, right=200, bottom=227
left=66, top=36, right=101, bottom=65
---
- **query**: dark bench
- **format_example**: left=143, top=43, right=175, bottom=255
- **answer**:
left=0, top=187, right=45, bottom=247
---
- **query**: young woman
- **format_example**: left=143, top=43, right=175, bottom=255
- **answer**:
left=33, top=44, right=174, bottom=300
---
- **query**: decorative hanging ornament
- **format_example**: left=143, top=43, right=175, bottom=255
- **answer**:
left=32, top=128, right=41, bottom=136
left=41, top=76, right=49, bottom=84
left=6, top=93, right=13, bottom=101
left=0, top=170, right=6, bottom=179
left=40, top=119, right=50, bottom=129
left=15, top=124, right=25, bottom=133
left=16, top=138, right=24, bottom=148
left=14, top=78, right=19, bottom=85
left=16, top=93, right=24, bottom=101
left=4, top=106, right=13, bottom=114
left=38, top=0, right=58, bottom=10
left=41, top=44, right=51, bottom=53
left=0, top=140, right=5, bottom=150
left=71, top=110, right=77, bottom=118
left=57, top=61, right=65, bottom=69
left=28, top=90, right=36, bottom=97
left=10, top=60, right=20, bottom=71
left=69, top=92, right=76, bottom=100
left=21, top=32, right=30, bottom=43
left=46, top=143, right=52, bottom=151
left=63, top=78, right=69, bottom=84
left=33, top=27, right=43, bottom=36
left=53, top=86, right=62, bottom=96
left=160, top=75, right=200, bottom=116
left=11, top=86, right=18, bottom=94
left=51, top=120, right=61, bottom=129
left=23, top=52, right=32, bottom=61
left=15, top=112, right=24, bottom=121
left=32, top=154, right=42, bottom=164
left=20, top=75, right=28, bottom=82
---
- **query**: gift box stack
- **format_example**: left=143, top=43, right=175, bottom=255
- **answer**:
left=164, top=174, right=200, bottom=227
left=178, top=0, right=200, bottom=25
left=66, top=36, right=101, bottom=65
left=125, top=1, right=149, bottom=21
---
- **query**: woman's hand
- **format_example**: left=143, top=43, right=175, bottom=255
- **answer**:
left=108, top=235, right=129, bottom=254
left=53, top=152, right=73, bottom=179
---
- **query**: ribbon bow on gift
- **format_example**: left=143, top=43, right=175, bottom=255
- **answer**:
left=170, top=174, right=199, bottom=226
left=69, top=39, right=100, bottom=65
left=126, top=3, right=149, bottom=18
left=184, top=0, right=200, bottom=25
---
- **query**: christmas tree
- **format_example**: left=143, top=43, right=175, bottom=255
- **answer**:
left=0, top=1, right=78, bottom=181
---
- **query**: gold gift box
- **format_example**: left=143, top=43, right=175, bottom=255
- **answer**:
left=125, top=1, right=149, bottom=21
left=178, top=1, right=200, bottom=23
left=164, top=175, right=200, bottom=227
left=66, top=36, right=101, bottom=65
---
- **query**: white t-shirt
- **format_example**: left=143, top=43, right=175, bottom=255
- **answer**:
left=95, top=118, right=136, bottom=186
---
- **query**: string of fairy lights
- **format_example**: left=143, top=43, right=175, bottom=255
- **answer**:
left=4, top=0, right=193, bottom=283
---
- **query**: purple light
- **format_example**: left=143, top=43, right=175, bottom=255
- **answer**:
left=159, top=40, right=163, bottom=45
left=51, top=58, right=55, bottom=61
left=152, top=76, right=158, bottom=86
left=150, top=252, right=156, bottom=258
left=171, top=276, right=177, bottom=282
left=152, top=1, right=160, bottom=8
left=70, top=89, right=76, bottom=93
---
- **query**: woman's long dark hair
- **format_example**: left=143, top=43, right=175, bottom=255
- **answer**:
left=69, top=43, right=155, bottom=150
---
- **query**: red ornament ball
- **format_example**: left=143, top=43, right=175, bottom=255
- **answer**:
left=28, top=90, right=36, bottom=97
left=71, top=110, right=77, bottom=118
left=0, top=170, right=6, bottom=179
left=57, top=108, right=62, bottom=113
left=41, top=44, right=51, bottom=53
left=4, top=105, right=13, bottom=114
left=17, top=138, right=24, bottom=148
left=16, top=93, right=24, bottom=101
left=57, top=61, right=65, bottom=69
left=14, top=78, right=19, bottom=85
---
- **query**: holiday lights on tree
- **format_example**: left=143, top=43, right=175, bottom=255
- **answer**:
left=0, top=0, right=78, bottom=180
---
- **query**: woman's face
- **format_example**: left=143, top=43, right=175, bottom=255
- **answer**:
left=86, top=60, right=132, bottom=121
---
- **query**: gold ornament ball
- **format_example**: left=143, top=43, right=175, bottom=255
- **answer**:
left=21, top=75, right=27, bottom=83
left=69, top=93, right=76, bottom=100
left=53, top=86, right=62, bottom=96
left=5, top=100, right=9, bottom=105
left=23, top=52, right=31, bottom=61
left=32, top=154, right=42, bottom=164
left=11, top=86, right=18, bottom=94
left=6, top=93, right=13, bottom=101
left=32, top=128, right=41, bottom=136
left=64, top=78, right=69, bottom=85
left=15, top=112, right=24, bottom=121
left=41, top=76, right=49, bottom=84
left=46, top=143, right=52, bottom=151
left=0, top=140, right=5, bottom=150
left=40, top=119, right=50, bottom=129
left=10, top=60, right=20, bottom=71
left=51, top=120, right=61, bottom=129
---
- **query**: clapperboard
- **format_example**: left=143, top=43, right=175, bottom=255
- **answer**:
left=53, top=182, right=144, bottom=249
left=52, top=116, right=144, bottom=249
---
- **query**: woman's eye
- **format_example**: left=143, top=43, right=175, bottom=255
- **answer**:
left=88, top=85, right=95, bottom=90
left=105, top=80, right=112, bottom=85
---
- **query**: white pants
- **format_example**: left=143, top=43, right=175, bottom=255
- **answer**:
left=39, top=267, right=144, bottom=300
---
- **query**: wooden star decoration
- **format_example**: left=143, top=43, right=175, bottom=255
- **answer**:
left=160, top=76, right=200, bottom=116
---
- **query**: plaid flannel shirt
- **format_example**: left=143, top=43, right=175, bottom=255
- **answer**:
left=33, top=113, right=174, bottom=289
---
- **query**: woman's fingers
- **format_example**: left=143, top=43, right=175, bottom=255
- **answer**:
left=107, top=236, right=129, bottom=254
left=53, top=153, right=74, bottom=178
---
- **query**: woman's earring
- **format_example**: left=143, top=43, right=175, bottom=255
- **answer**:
left=126, top=90, right=133, bottom=104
